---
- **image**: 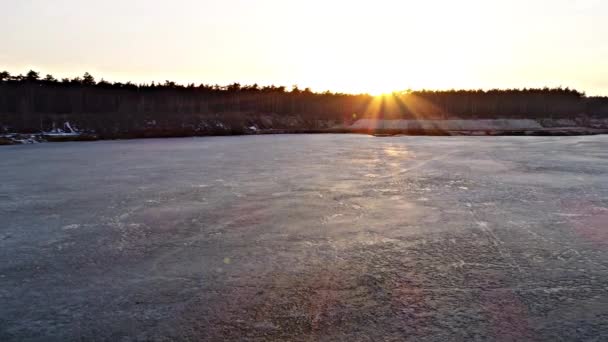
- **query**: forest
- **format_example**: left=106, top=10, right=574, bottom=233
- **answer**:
left=2, top=70, right=608, bottom=136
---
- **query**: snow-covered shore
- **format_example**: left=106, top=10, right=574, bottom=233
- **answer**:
left=2, top=118, right=608, bottom=145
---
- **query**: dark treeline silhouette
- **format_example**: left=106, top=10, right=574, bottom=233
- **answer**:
left=1, top=70, right=608, bottom=135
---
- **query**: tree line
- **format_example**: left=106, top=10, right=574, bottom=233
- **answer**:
left=1, top=70, right=608, bottom=134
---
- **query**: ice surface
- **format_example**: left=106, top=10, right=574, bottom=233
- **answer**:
left=0, top=135, right=607, bottom=341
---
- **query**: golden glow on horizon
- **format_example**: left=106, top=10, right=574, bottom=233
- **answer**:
left=2, top=0, right=608, bottom=95
left=359, top=92, right=450, bottom=124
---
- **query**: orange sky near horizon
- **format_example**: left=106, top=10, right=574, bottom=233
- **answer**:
left=2, top=0, right=607, bottom=95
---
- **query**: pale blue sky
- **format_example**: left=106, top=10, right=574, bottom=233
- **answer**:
left=2, top=0, right=607, bottom=94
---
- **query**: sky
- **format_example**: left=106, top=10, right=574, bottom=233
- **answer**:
left=2, top=0, right=607, bottom=95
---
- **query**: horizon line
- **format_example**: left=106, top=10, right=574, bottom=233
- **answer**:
left=2, top=69, right=606, bottom=98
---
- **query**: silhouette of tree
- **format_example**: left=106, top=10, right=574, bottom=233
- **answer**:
left=97, top=78, right=111, bottom=87
left=82, top=72, right=95, bottom=85
left=0, top=71, right=10, bottom=81
left=26, top=70, right=40, bottom=81
left=43, top=74, right=57, bottom=82
left=227, top=83, right=241, bottom=92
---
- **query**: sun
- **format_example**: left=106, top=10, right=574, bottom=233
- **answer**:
left=373, top=91, right=394, bottom=98
left=359, top=74, right=407, bottom=96
left=366, top=86, right=398, bottom=97
left=369, top=90, right=390, bottom=97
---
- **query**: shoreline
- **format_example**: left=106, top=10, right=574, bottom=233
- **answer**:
left=2, top=127, right=608, bottom=145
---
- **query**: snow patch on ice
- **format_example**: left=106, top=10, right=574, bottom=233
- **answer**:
left=62, top=224, right=80, bottom=230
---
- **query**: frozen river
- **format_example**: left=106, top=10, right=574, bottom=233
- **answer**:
left=1, top=135, right=607, bottom=341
